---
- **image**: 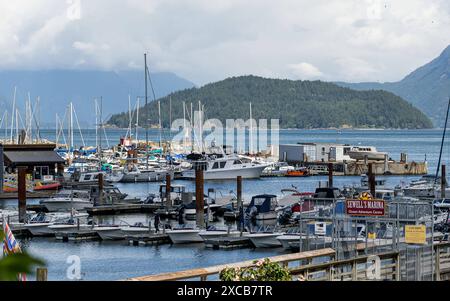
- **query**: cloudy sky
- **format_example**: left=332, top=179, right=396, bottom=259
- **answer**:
left=0, top=0, right=449, bottom=85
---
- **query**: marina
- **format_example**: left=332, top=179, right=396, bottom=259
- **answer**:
left=1, top=1, right=450, bottom=288
left=0, top=128, right=449, bottom=281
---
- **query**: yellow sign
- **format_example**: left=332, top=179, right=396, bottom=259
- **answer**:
left=405, top=225, right=427, bottom=245
left=368, top=232, right=376, bottom=239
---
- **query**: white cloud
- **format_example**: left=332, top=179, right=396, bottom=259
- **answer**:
left=0, top=0, right=449, bottom=84
left=288, top=63, right=323, bottom=79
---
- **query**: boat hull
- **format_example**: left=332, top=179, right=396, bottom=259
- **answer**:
left=246, top=233, right=283, bottom=248
left=41, top=200, right=93, bottom=212
left=120, top=170, right=174, bottom=183
left=24, top=223, right=54, bottom=236
left=182, top=165, right=267, bottom=180
left=166, top=230, right=202, bottom=244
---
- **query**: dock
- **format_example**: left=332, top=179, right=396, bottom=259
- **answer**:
left=0, top=190, right=57, bottom=200
left=204, top=237, right=252, bottom=250
left=55, top=230, right=100, bottom=242
left=127, top=234, right=171, bottom=246
left=86, top=203, right=163, bottom=215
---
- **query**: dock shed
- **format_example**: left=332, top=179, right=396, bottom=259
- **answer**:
left=0, top=144, right=65, bottom=181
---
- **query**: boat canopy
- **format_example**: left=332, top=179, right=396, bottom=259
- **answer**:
left=246, top=194, right=277, bottom=214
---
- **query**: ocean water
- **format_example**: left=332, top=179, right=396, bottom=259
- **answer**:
left=4, top=128, right=450, bottom=281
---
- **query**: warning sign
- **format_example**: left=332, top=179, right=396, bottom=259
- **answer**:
left=405, top=225, right=427, bottom=245
left=345, top=199, right=385, bottom=216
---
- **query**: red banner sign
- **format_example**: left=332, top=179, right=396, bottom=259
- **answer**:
left=345, top=199, right=386, bottom=216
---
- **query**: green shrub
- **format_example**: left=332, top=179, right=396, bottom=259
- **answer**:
left=220, top=258, right=291, bottom=281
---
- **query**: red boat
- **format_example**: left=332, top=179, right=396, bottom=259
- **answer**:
left=33, top=181, right=61, bottom=191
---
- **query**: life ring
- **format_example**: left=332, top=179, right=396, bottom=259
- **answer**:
left=359, top=192, right=373, bottom=200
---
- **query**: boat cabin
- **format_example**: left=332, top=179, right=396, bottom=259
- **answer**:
left=246, top=194, right=278, bottom=214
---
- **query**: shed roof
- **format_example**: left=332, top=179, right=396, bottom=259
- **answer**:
left=4, top=150, right=65, bottom=164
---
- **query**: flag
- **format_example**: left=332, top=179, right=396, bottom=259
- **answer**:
left=2, top=219, right=27, bottom=281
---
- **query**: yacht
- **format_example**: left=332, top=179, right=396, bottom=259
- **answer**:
left=181, top=149, right=269, bottom=180
left=347, top=146, right=387, bottom=161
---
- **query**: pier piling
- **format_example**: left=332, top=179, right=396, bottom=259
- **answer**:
left=237, top=176, right=243, bottom=232
left=165, top=174, right=171, bottom=207
left=195, top=164, right=205, bottom=228
left=368, top=163, right=376, bottom=197
left=98, top=172, right=104, bottom=205
left=328, top=163, right=333, bottom=187
left=18, top=167, right=27, bottom=223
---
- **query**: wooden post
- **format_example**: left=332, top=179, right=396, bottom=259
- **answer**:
left=435, top=246, right=441, bottom=281
left=0, top=144, right=3, bottom=193
left=18, top=167, right=27, bottom=223
left=441, top=165, right=446, bottom=199
left=368, top=163, right=376, bottom=197
left=98, top=172, right=104, bottom=205
left=237, top=176, right=243, bottom=232
left=195, top=165, right=205, bottom=228
left=328, top=163, right=333, bottom=188
left=165, top=174, right=171, bottom=208
left=36, top=268, right=48, bottom=281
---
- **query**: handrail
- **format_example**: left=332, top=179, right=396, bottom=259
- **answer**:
left=127, top=248, right=335, bottom=281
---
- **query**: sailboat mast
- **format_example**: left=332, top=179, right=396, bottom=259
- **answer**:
left=136, top=97, right=140, bottom=142
left=158, top=100, right=162, bottom=148
left=128, top=94, right=132, bottom=138
left=183, top=101, right=186, bottom=154
left=10, top=86, right=16, bottom=143
left=144, top=53, right=149, bottom=171
left=249, top=102, right=253, bottom=155
left=435, top=97, right=450, bottom=185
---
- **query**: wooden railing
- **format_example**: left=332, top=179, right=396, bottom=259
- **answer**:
left=126, top=242, right=450, bottom=281
left=127, top=248, right=335, bottom=281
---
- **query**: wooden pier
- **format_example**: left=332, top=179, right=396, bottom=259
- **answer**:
left=0, top=190, right=57, bottom=200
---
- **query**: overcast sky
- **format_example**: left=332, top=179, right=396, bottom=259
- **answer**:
left=0, top=0, right=449, bottom=85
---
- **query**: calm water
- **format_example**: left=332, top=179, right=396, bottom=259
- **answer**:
left=5, top=128, right=450, bottom=280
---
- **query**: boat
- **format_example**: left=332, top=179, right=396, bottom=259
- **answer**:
left=285, top=168, right=308, bottom=177
left=110, top=162, right=174, bottom=183
left=93, top=225, right=123, bottom=240
left=166, top=227, right=203, bottom=244
left=277, top=234, right=302, bottom=250
left=347, top=146, right=387, bottom=161
left=181, top=148, right=269, bottom=180
left=262, top=162, right=294, bottom=176
left=34, top=181, right=61, bottom=191
left=246, top=232, right=283, bottom=248
left=40, top=190, right=92, bottom=212
left=245, top=194, right=278, bottom=221
left=198, top=226, right=244, bottom=241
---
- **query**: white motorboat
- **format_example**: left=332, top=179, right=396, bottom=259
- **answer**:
left=110, top=162, right=174, bottom=183
left=277, top=234, right=302, bottom=250
left=347, top=146, right=387, bottom=161
left=93, top=226, right=123, bottom=240
left=246, top=232, right=283, bottom=248
left=40, top=190, right=92, bottom=212
left=181, top=150, right=269, bottom=180
left=246, top=194, right=278, bottom=221
left=198, top=227, right=245, bottom=241
left=166, top=228, right=203, bottom=244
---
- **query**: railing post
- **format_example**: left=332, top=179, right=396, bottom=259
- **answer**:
left=36, top=268, right=48, bottom=281
left=396, top=252, right=401, bottom=281
left=352, top=260, right=357, bottom=280
left=435, top=246, right=441, bottom=281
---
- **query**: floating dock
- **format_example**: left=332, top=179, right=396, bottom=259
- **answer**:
left=55, top=230, right=100, bottom=242
left=127, top=234, right=171, bottom=246
left=204, top=237, right=252, bottom=250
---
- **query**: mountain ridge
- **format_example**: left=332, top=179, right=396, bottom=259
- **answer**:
left=336, top=45, right=450, bottom=126
left=108, top=75, right=433, bottom=130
